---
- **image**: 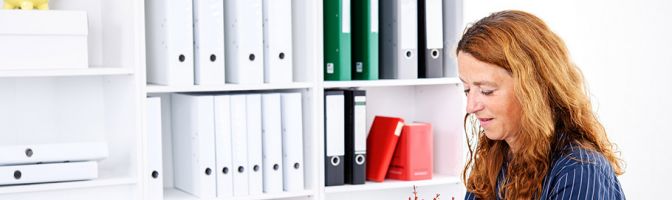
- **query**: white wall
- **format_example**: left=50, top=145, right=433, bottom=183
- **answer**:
left=463, top=0, right=672, bottom=198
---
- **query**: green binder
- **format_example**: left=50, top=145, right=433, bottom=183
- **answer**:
left=351, top=0, right=378, bottom=80
left=324, top=0, right=351, bottom=81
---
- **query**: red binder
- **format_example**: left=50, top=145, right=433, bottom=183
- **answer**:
left=387, top=122, right=433, bottom=181
left=366, top=116, right=405, bottom=182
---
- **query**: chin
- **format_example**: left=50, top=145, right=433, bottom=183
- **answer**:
left=483, top=131, right=504, bottom=141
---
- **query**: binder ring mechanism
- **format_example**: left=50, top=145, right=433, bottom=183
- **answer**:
left=355, top=154, right=366, bottom=165
left=330, top=156, right=341, bottom=166
left=431, top=49, right=440, bottom=59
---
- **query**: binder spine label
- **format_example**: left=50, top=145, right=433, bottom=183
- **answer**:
left=342, top=0, right=351, bottom=33
left=371, top=0, right=378, bottom=33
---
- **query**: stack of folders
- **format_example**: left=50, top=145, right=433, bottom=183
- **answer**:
left=324, top=0, right=445, bottom=80
left=366, top=116, right=434, bottom=182
left=145, top=0, right=294, bottom=86
left=170, top=92, right=304, bottom=198
left=324, top=89, right=367, bottom=186
left=0, top=142, right=108, bottom=186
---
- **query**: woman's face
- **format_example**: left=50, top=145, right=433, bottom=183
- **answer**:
left=458, top=52, right=523, bottom=148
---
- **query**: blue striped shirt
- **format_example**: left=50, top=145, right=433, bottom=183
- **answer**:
left=465, top=143, right=625, bottom=199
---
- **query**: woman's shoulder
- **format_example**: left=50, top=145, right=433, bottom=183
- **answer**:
left=550, top=142, right=614, bottom=176
left=541, top=143, right=625, bottom=199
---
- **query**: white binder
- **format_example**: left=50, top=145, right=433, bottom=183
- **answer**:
left=214, top=95, right=233, bottom=198
left=0, top=161, right=98, bottom=185
left=246, top=94, right=264, bottom=195
left=380, top=0, right=418, bottom=79
left=0, top=142, right=108, bottom=166
left=229, top=95, right=249, bottom=196
left=324, top=91, right=345, bottom=186
left=193, top=0, right=226, bottom=85
left=170, top=94, right=216, bottom=198
left=224, top=0, right=264, bottom=84
left=280, top=92, right=304, bottom=191
left=262, top=0, right=293, bottom=83
left=146, top=0, right=195, bottom=85
left=261, top=93, right=284, bottom=193
left=145, top=97, right=164, bottom=200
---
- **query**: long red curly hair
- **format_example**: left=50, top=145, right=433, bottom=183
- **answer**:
left=457, top=10, right=624, bottom=199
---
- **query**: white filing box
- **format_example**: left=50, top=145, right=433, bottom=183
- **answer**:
left=0, top=10, right=88, bottom=70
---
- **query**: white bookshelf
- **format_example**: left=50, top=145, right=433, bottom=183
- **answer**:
left=0, top=0, right=467, bottom=199
left=164, top=188, right=315, bottom=200
left=146, top=82, right=314, bottom=94
left=0, top=0, right=144, bottom=199
left=324, top=174, right=460, bottom=193
left=0, top=67, right=134, bottom=78
left=323, top=77, right=461, bottom=88
left=0, top=176, right=136, bottom=195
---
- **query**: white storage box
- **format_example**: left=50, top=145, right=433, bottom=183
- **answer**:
left=0, top=10, right=88, bottom=70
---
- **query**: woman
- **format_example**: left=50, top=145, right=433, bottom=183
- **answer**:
left=458, top=10, right=625, bottom=199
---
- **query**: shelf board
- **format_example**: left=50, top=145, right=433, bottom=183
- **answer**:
left=0, top=175, right=136, bottom=194
left=0, top=67, right=134, bottom=78
left=146, top=82, right=314, bottom=93
left=323, top=77, right=460, bottom=88
left=324, top=174, right=460, bottom=194
left=164, top=188, right=314, bottom=200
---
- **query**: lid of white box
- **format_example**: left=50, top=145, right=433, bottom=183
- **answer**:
left=0, top=10, right=87, bottom=35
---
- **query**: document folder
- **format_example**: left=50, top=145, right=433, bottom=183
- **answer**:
left=324, top=0, right=352, bottom=81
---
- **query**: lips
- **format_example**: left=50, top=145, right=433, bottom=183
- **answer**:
left=478, top=118, right=494, bottom=127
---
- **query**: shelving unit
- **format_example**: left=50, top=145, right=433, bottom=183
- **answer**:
left=146, top=82, right=314, bottom=94
left=323, top=77, right=460, bottom=88
left=0, top=67, right=134, bottom=78
left=324, top=174, right=460, bottom=193
left=164, top=188, right=315, bottom=200
left=0, top=0, right=144, bottom=199
left=0, top=0, right=467, bottom=199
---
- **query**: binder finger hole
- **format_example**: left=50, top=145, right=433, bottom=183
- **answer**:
left=178, top=54, right=186, bottom=62
left=205, top=168, right=212, bottom=175
left=405, top=50, right=412, bottom=58
left=293, top=163, right=300, bottom=169
left=249, top=54, right=256, bottom=61
left=273, top=164, right=279, bottom=171
left=14, top=170, right=21, bottom=180
left=238, top=166, right=245, bottom=173
left=330, top=156, right=340, bottom=166
left=151, top=170, right=159, bottom=179
left=210, top=54, right=216, bottom=62
left=25, top=148, right=33, bottom=157
left=279, top=52, right=285, bottom=59
left=356, top=154, right=366, bottom=165
left=253, top=165, right=260, bottom=172
left=431, top=49, right=440, bottom=59
left=222, top=167, right=229, bottom=174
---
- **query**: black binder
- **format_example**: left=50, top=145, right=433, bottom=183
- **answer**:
left=344, top=89, right=367, bottom=184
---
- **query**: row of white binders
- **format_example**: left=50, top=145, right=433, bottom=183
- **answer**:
left=0, top=142, right=108, bottom=186
left=146, top=0, right=294, bottom=86
left=145, top=92, right=304, bottom=199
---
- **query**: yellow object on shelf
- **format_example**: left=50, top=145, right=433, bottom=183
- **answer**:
left=3, top=0, right=49, bottom=10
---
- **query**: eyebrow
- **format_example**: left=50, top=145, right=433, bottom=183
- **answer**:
left=459, top=77, right=498, bottom=87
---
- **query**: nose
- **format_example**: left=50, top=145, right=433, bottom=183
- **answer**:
left=466, top=93, right=484, bottom=114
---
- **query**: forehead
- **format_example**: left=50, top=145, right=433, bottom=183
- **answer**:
left=457, top=52, right=510, bottom=85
